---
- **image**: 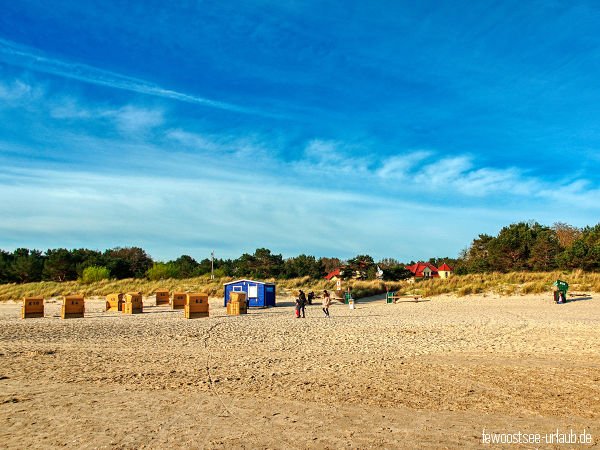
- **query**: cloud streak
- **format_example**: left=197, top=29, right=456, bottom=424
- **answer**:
left=1, top=74, right=599, bottom=260
left=0, top=164, right=506, bottom=260
left=50, top=98, right=165, bottom=134
left=0, top=38, right=282, bottom=118
left=1, top=77, right=597, bottom=214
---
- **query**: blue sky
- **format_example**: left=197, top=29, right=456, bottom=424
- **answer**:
left=1, top=0, right=600, bottom=262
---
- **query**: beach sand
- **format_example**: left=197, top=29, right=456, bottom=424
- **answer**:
left=0, top=293, right=598, bottom=448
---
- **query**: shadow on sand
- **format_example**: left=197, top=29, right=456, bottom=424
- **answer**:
left=388, top=299, right=432, bottom=304
left=275, top=300, right=297, bottom=307
left=276, top=293, right=433, bottom=307
left=565, top=296, right=593, bottom=303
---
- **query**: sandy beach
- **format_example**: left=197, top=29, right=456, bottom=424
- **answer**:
left=0, top=293, right=598, bottom=448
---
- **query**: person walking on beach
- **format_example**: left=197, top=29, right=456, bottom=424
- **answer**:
left=322, top=289, right=331, bottom=318
left=296, top=290, right=307, bottom=318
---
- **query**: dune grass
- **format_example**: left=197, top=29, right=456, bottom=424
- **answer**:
left=408, top=270, right=600, bottom=298
left=277, top=271, right=600, bottom=299
left=0, top=271, right=599, bottom=302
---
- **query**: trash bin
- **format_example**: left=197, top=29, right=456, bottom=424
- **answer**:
left=552, top=280, right=568, bottom=303
left=344, top=291, right=353, bottom=304
left=386, top=291, right=394, bottom=304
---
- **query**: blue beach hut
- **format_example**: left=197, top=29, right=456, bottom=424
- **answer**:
left=223, top=279, right=276, bottom=307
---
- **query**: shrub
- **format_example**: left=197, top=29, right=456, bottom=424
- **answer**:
left=146, top=262, right=180, bottom=281
left=213, top=268, right=226, bottom=278
left=457, top=286, right=473, bottom=297
left=80, top=266, right=110, bottom=284
left=521, top=281, right=549, bottom=294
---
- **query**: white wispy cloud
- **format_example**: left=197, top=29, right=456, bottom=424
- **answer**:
left=166, top=128, right=277, bottom=163
left=111, top=105, right=164, bottom=134
left=457, top=167, right=531, bottom=197
left=0, top=164, right=503, bottom=260
left=0, top=38, right=280, bottom=117
left=298, top=139, right=369, bottom=174
left=1, top=76, right=599, bottom=260
left=166, top=129, right=222, bottom=152
left=2, top=76, right=597, bottom=214
left=377, top=153, right=540, bottom=198
left=48, top=97, right=164, bottom=134
left=0, top=79, right=43, bottom=106
left=413, top=156, right=473, bottom=186
left=376, top=151, right=431, bottom=178
left=49, top=97, right=93, bottom=119
left=537, top=180, right=600, bottom=210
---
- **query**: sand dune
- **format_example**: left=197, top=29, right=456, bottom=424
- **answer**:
left=0, top=293, right=598, bottom=448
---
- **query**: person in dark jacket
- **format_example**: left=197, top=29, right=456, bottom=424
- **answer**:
left=296, top=290, right=307, bottom=318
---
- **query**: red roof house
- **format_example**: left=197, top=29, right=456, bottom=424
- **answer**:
left=437, top=263, right=454, bottom=279
left=324, top=262, right=369, bottom=280
left=406, top=262, right=440, bottom=278
left=324, top=268, right=342, bottom=280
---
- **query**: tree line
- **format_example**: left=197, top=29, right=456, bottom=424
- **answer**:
left=0, top=247, right=154, bottom=284
left=0, top=246, right=412, bottom=284
left=1, top=221, right=598, bottom=284
left=455, top=221, right=600, bottom=273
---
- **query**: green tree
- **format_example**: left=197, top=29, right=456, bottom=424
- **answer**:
left=377, top=258, right=401, bottom=268
left=216, top=258, right=235, bottom=277
left=341, top=255, right=374, bottom=279
left=282, top=254, right=324, bottom=279
left=43, top=248, right=76, bottom=281
left=427, top=257, right=460, bottom=270
left=582, top=224, right=600, bottom=270
left=72, top=249, right=105, bottom=277
left=233, top=249, right=284, bottom=279
left=529, top=229, right=560, bottom=270
left=381, top=266, right=412, bottom=281
left=488, top=222, right=540, bottom=271
left=213, top=268, right=226, bottom=278
left=234, top=252, right=256, bottom=277
left=196, top=258, right=213, bottom=276
left=80, top=266, right=111, bottom=283
left=254, top=248, right=284, bottom=278
left=0, top=250, right=11, bottom=283
left=559, top=223, right=600, bottom=270
left=318, top=257, right=342, bottom=274
left=463, top=234, right=494, bottom=272
left=146, top=262, right=180, bottom=280
left=376, top=258, right=412, bottom=281
left=172, top=255, right=200, bottom=278
left=104, top=247, right=153, bottom=278
left=104, top=257, right=132, bottom=279
left=10, top=249, right=44, bottom=283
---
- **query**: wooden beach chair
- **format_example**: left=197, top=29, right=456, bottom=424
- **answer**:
left=123, top=292, right=143, bottom=314
left=22, top=297, right=44, bottom=318
left=61, top=295, right=85, bottom=319
left=106, top=293, right=124, bottom=312
left=185, top=293, right=209, bottom=319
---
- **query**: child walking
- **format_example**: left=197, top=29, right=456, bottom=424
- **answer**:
left=322, top=289, right=331, bottom=318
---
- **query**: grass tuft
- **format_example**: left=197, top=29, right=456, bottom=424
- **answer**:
left=1, top=270, right=599, bottom=302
